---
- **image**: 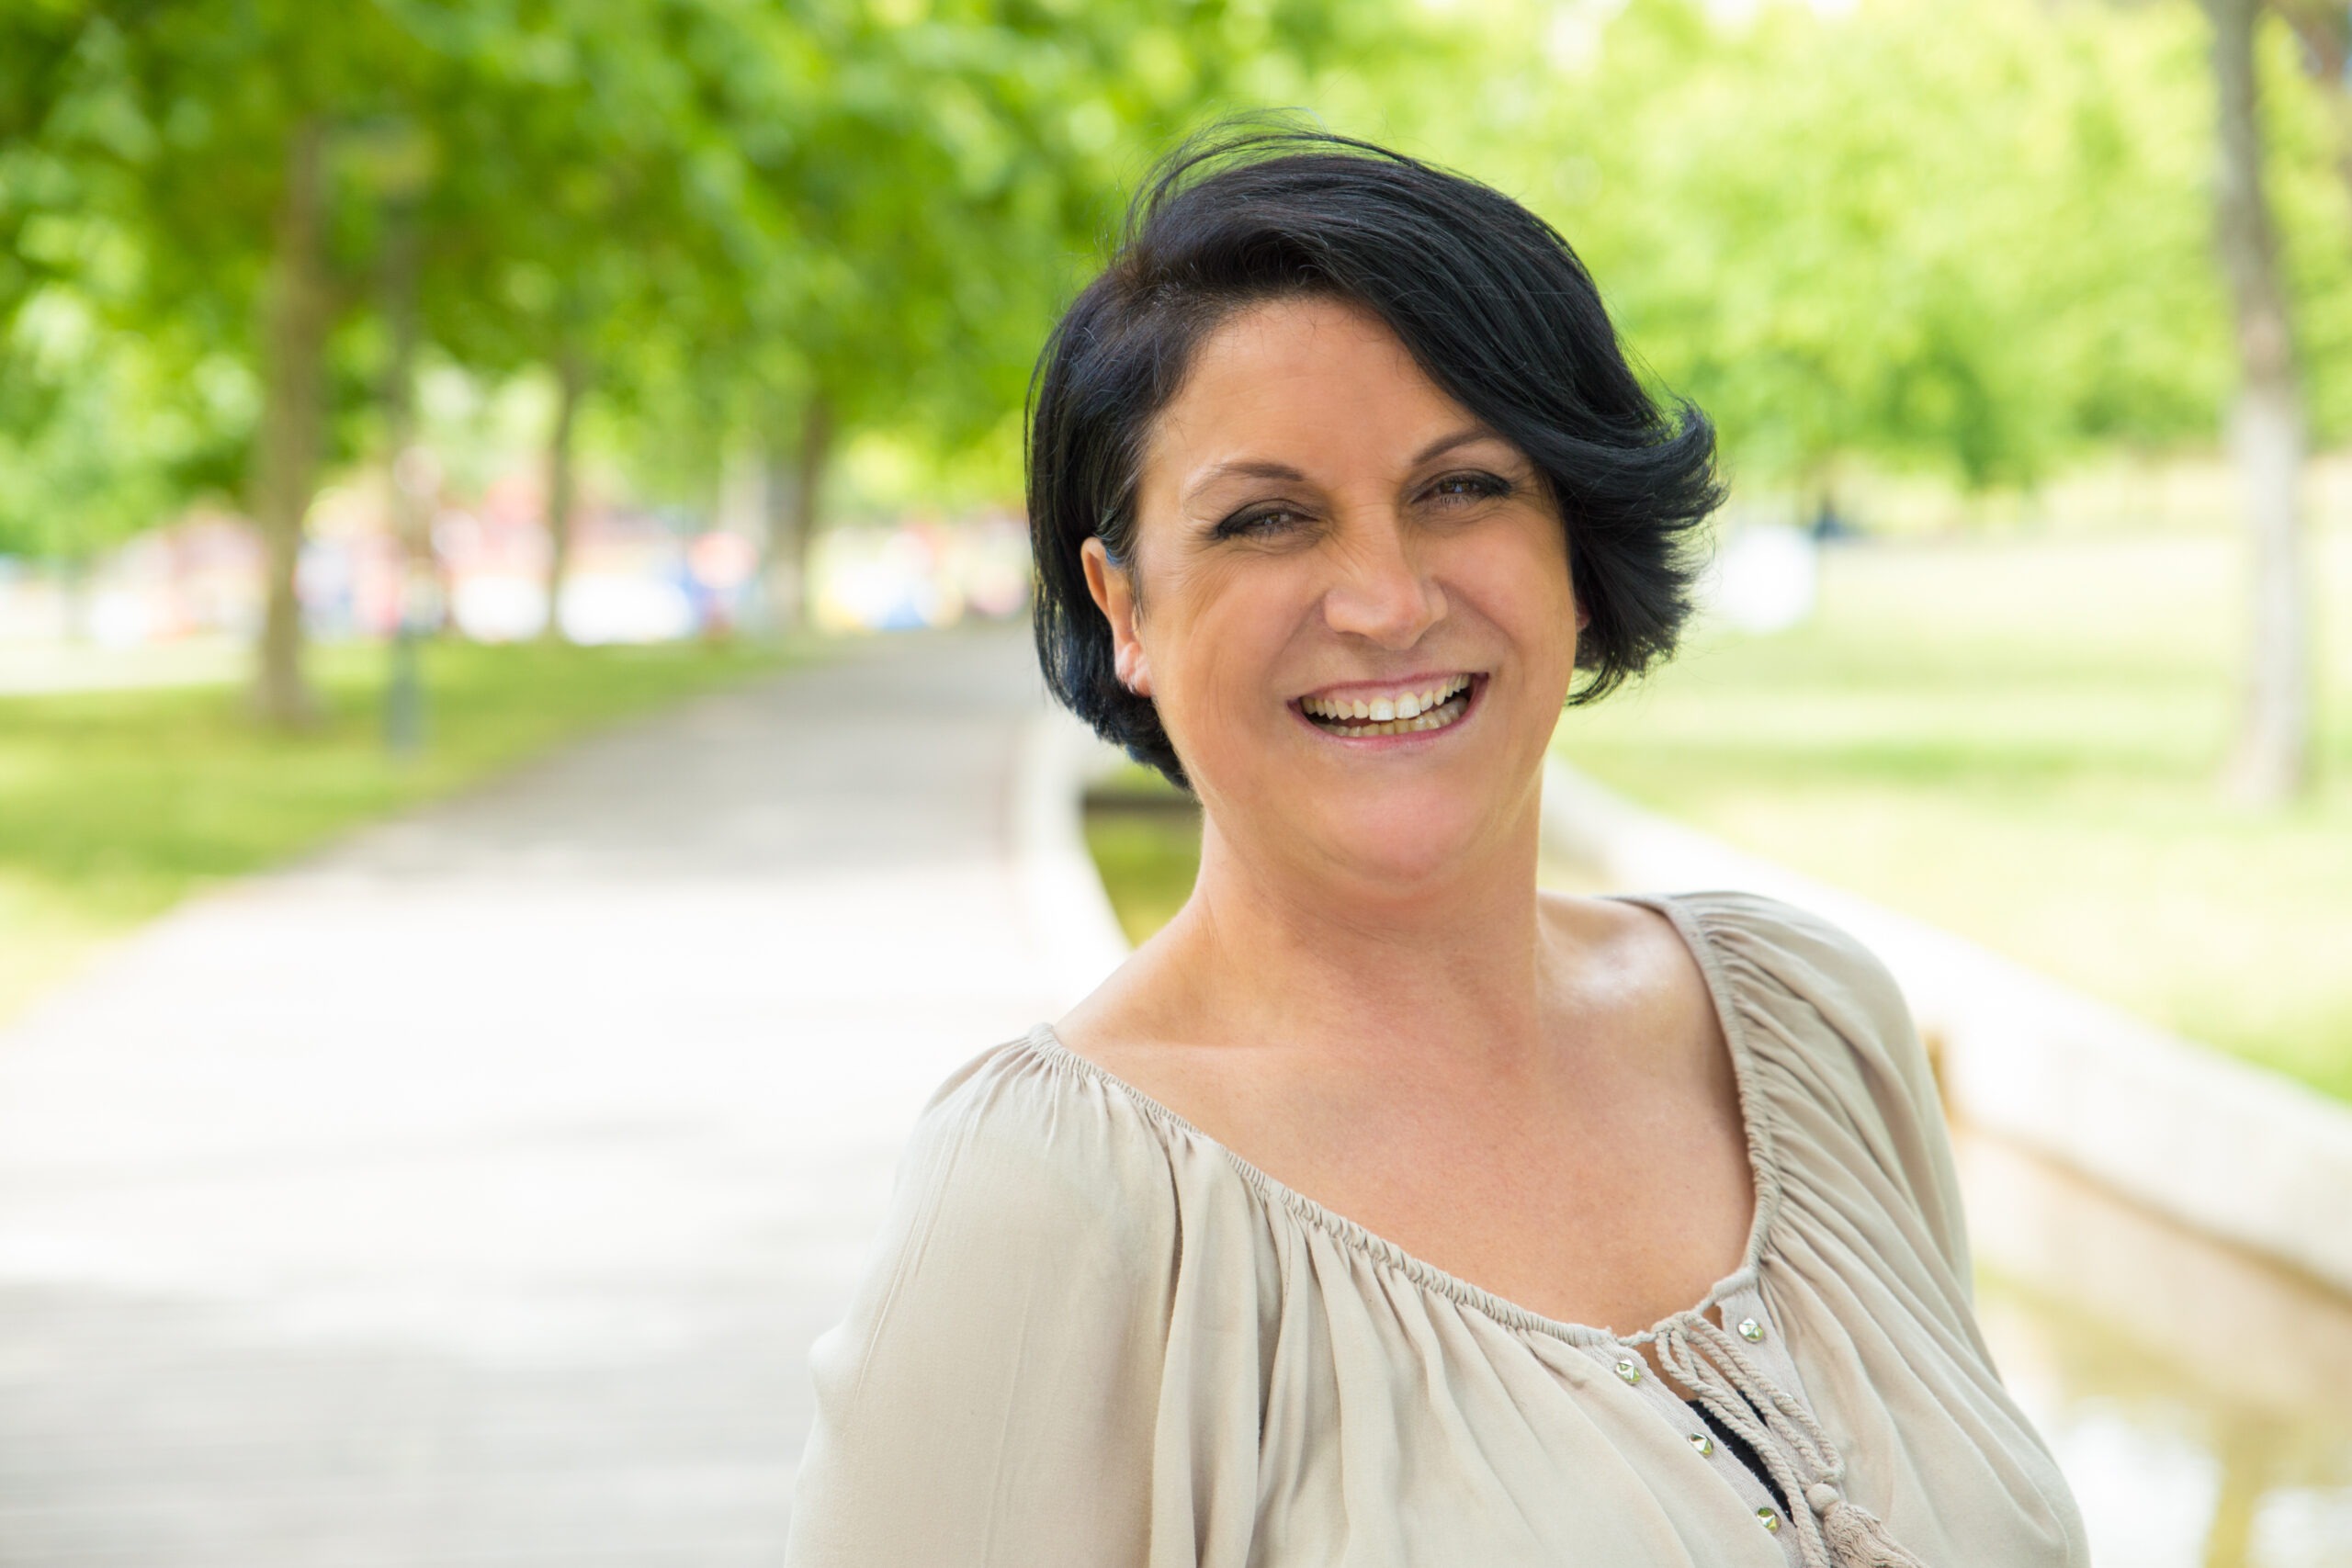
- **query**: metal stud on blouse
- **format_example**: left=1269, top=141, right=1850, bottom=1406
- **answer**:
left=1757, top=1506, right=1781, bottom=1532
left=1688, top=1431, right=1714, bottom=1457
left=1612, top=1359, right=1643, bottom=1385
left=1736, top=1316, right=1765, bottom=1343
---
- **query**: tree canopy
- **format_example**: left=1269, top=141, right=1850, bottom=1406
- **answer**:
left=1476, top=0, right=2285, bottom=492
left=4, top=0, right=2351, bottom=694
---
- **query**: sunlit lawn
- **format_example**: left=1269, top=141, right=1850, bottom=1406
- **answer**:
left=1081, top=527, right=2352, bottom=1103
left=1084, top=800, right=1204, bottom=945
left=0, top=635, right=804, bottom=1024
left=1559, top=527, right=2352, bottom=1102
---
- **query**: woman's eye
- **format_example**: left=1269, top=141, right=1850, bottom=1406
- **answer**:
left=1214, top=506, right=1305, bottom=539
left=1427, top=471, right=1511, bottom=505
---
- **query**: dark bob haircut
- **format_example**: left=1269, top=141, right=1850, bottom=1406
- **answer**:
left=1027, top=125, right=1723, bottom=788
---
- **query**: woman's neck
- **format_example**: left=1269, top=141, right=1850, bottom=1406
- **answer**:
left=1136, top=801, right=1560, bottom=1079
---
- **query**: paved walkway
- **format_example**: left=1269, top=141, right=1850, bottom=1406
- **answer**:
left=0, top=627, right=1084, bottom=1566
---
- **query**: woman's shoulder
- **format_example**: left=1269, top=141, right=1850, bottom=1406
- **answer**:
left=1649, top=888, right=1970, bottom=1274
left=791, top=1030, right=1193, bottom=1562
left=1641, top=889, right=1943, bottom=1146
left=1651, top=888, right=1916, bottom=1047
left=890, top=1027, right=1183, bottom=1268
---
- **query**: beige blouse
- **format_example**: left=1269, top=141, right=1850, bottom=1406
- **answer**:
left=785, top=892, right=2088, bottom=1566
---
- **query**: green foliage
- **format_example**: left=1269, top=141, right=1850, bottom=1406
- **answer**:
left=3, top=0, right=1458, bottom=559
left=0, top=290, right=235, bottom=562
left=1492, top=0, right=2239, bottom=491
left=2, top=0, right=458, bottom=563
left=673, top=0, right=1453, bottom=476
left=10, top=0, right=2352, bottom=550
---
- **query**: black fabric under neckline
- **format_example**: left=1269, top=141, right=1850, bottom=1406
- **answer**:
left=1688, top=1398, right=1789, bottom=1513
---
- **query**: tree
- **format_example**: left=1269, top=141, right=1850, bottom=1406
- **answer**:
left=1508, top=0, right=2228, bottom=494
left=2273, top=3, right=2352, bottom=197
left=410, top=0, right=811, bottom=643
left=0, top=314, right=212, bottom=627
left=2207, top=0, right=2313, bottom=805
left=0, top=4, right=245, bottom=615
left=701, top=0, right=1452, bottom=632
left=6, top=0, right=1461, bottom=673
left=3, top=3, right=478, bottom=724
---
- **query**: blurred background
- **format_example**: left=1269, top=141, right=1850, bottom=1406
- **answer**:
left=2, top=1, right=2349, bottom=1564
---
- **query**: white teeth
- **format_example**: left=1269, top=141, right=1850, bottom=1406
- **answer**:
left=1300, top=675, right=1475, bottom=730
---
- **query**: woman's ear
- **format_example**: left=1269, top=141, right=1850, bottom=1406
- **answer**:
left=1080, top=537, right=1152, bottom=696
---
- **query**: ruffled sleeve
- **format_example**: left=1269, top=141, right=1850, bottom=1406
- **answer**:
left=784, top=1040, right=1180, bottom=1567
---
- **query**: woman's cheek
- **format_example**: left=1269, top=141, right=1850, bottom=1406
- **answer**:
left=1469, top=529, right=1577, bottom=649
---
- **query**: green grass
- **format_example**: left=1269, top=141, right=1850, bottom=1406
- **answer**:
left=1559, top=528, right=2352, bottom=1101
left=0, top=635, right=805, bottom=1022
left=1084, top=806, right=1202, bottom=947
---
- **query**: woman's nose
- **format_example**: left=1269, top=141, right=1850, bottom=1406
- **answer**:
left=1321, top=519, right=1443, bottom=649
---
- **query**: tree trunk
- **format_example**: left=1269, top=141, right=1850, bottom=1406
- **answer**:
left=2207, top=0, right=2312, bottom=807
left=251, top=117, right=332, bottom=728
left=763, top=392, right=831, bottom=634
left=381, top=197, right=427, bottom=755
left=541, top=346, right=587, bottom=643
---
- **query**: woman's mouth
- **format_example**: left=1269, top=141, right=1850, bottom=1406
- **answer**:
left=1295, top=673, right=1477, bottom=738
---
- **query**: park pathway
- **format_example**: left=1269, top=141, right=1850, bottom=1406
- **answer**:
left=0, top=627, right=1086, bottom=1566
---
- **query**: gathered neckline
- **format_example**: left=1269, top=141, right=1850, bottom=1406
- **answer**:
left=1023, top=890, right=1786, bottom=1350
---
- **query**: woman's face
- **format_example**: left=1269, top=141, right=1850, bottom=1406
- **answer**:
left=1082, top=296, right=1584, bottom=892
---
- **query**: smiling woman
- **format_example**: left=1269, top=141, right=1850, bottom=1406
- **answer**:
left=1027, top=130, right=1719, bottom=794
left=785, top=129, right=2088, bottom=1568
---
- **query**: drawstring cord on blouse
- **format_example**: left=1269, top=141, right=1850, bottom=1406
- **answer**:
left=1652, top=1315, right=1930, bottom=1568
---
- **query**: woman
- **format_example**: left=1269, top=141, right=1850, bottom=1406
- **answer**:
left=786, top=130, right=2086, bottom=1567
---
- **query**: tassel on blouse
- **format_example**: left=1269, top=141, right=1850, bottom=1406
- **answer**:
left=1653, top=1316, right=1931, bottom=1568
left=1812, top=1483, right=1930, bottom=1567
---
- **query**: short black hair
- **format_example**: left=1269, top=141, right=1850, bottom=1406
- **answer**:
left=1026, top=124, right=1722, bottom=788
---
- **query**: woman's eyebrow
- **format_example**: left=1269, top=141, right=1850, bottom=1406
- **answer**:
left=1408, top=425, right=1507, bottom=468
left=1182, top=426, right=1508, bottom=507
left=1182, top=458, right=1308, bottom=508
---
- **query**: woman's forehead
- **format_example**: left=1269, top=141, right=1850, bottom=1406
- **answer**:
left=1183, top=297, right=1429, bottom=407
left=1144, top=298, right=1492, bottom=496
